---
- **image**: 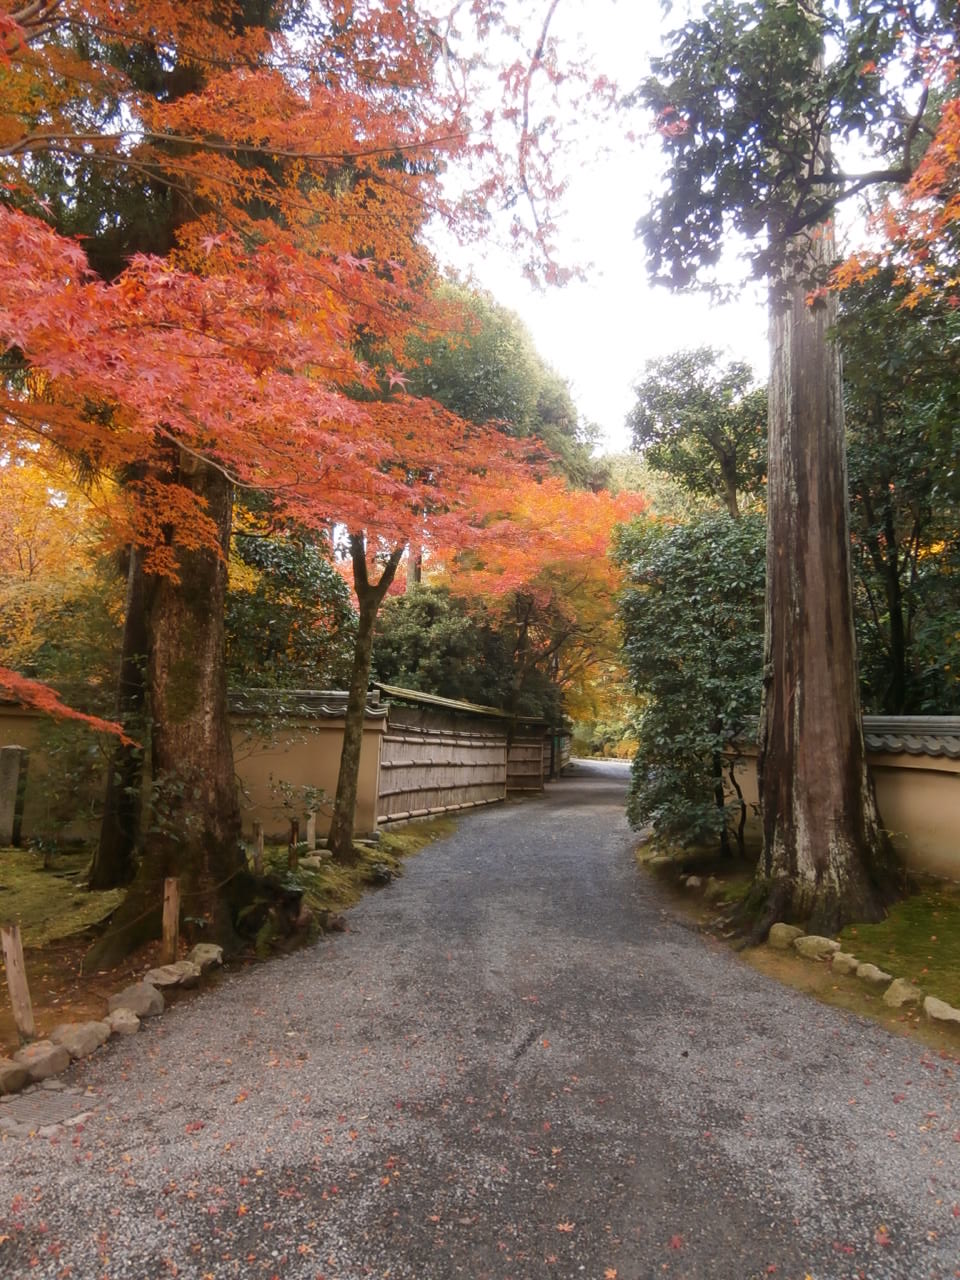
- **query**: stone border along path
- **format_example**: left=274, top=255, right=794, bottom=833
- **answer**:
left=0, top=758, right=957, bottom=1280
left=0, top=943, right=225, bottom=1129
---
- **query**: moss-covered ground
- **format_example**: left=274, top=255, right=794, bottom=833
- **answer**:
left=839, top=885, right=960, bottom=1010
left=0, top=849, right=124, bottom=946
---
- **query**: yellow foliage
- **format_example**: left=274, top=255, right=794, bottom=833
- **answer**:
left=0, top=456, right=100, bottom=670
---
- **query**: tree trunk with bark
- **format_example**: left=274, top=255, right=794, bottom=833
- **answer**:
left=328, top=534, right=403, bottom=864
left=87, top=455, right=245, bottom=966
left=89, top=548, right=149, bottom=889
left=757, top=224, right=901, bottom=933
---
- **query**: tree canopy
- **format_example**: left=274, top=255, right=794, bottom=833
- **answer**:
left=628, top=347, right=766, bottom=520
left=406, top=283, right=606, bottom=490
left=634, top=0, right=956, bottom=291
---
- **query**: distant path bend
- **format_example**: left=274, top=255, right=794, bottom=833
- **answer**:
left=1, top=759, right=957, bottom=1279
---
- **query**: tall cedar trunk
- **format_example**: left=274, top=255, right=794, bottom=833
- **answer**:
left=89, top=548, right=149, bottom=889
left=87, top=457, right=243, bottom=965
left=328, top=535, right=403, bottom=864
left=757, top=222, right=898, bottom=933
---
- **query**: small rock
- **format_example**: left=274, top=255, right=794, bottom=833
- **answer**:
left=856, top=962, right=893, bottom=985
left=831, top=951, right=860, bottom=975
left=144, top=960, right=201, bottom=989
left=50, top=1021, right=111, bottom=1060
left=647, top=855, right=673, bottom=870
left=107, top=982, right=164, bottom=1018
left=703, top=876, right=726, bottom=902
left=0, top=1058, right=30, bottom=1095
left=324, top=912, right=347, bottom=933
left=39, top=1077, right=66, bottom=1091
left=684, top=875, right=703, bottom=890
left=106, top=1008, right=140, bottom=1037
left=298, top=855, right=326, bottom=870
left=883, top=979, right=923, bottom=1008
left=794, top=935, right=840, bottom=960
left=923, top=995, right=960, bottom=1027
left=63, top=1111, right=94, bottom=1128
left=294, top=905, right=314, bottom=931
left=13, top=1040, right=71, bottom=1082
left=769, top=923, right=804, bottom=950
left=0, top=1115, right=30, bottom=1137
left=186, top=943, right=223, bottom=974
left=366, top=861, right=395, bottom=885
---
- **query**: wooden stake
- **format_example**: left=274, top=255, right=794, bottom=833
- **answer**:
left=1, top=922, right=36, bottom=1042
left=288, top=817, right=300, bottom=870
left=253, top=821, right=264, bottom=875
left=161, top=877, right=180, bottom=964
left=305, top=810, right=317, bottom=851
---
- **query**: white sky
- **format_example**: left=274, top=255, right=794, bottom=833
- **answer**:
left=432, top=0, right=771, bottom=453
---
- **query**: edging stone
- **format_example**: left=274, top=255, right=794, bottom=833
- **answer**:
left=785, top=926, right=960, bottom=1037
left=13, top=1040, right=71, bottom=1081
left=882, top=979, right=923, bottom=1009
left=856, top=962, right=893, bottom=986
left=50, top=1021, right=112, bottom=1060
left=108, top=982, right=164, bottom=1018
left=1, top=945, right=226, bottom=1104
left=794, top=934, right=840, bottom=960
left=144, top=960, right=201, bottom=989
left=0, top=1058, right=31, bottom=1094
left=769, top=923, right=804, bottom=950
left=924, top=995, right=960, bottom=1027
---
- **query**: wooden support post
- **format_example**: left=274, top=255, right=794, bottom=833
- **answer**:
left=288, top=818, right=300, bottom=870
left=253, top=821, right=264, bottom=875
left=305, top=810, right=317, bottom=851
left=1, top=921, right=36, bottom=1042
left=161, top=877, right=180, bottom=964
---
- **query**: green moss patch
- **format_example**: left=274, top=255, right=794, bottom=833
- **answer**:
left=0, top=847, right=124, bottom=946
left=840, top=886, right=960, bottom=1009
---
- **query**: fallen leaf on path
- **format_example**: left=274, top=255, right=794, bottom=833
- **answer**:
left=556, top=1221, right=574, bottom=1233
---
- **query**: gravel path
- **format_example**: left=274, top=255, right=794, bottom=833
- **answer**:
left=1, top=759, right=957, bottom=1280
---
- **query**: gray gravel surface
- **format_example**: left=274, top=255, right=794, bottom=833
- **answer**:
left=1, top=759, right=957, bottom=1280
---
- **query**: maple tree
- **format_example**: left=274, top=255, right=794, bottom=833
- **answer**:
left=406, top=282, right=607, bottom=491
left=327, top=405, right=542, bottom=862
left=435, top=476, right=647, bottom=725
left=1, top=0, right=583, bottom=954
